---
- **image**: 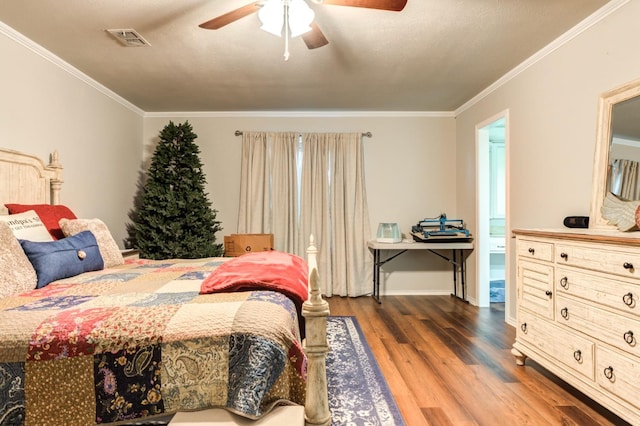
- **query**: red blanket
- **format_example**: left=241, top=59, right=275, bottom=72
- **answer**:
left=200, top=250, right=309, bottom=310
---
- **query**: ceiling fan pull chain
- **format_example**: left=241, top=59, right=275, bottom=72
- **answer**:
left=284, top=1, right=291, bottom=61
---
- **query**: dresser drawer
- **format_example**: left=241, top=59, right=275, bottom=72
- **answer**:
left=517, top=238, right=553, bottom=262
left=517, top=310, right=594, bottom=380
left=518, top=259, right=554, bottom=319
left=556, top=295, right=640, bottom=358
left=555, top=243, right=640, bottom=279
left=596, top=346, right=640, bottom=410
left=556, top=266, right=640, bottom=317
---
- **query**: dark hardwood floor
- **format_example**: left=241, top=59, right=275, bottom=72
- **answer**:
left=326, top=295, right=631, bottom=426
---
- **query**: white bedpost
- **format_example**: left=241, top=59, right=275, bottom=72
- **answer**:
left=47, top=150, right=64, bottom=205
left=302, top=235, right=331, bottom=426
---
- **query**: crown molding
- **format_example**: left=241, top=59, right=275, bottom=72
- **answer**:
left=0, top=21, right=144, bottom=117
left=455, top=0, right=630, bottom=116
left=143, top=110, right=454, bottom=118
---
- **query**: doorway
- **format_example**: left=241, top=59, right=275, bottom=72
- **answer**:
left=476, top=112, right=507, bottom=308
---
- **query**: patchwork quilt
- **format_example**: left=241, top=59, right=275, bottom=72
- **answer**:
left=0, top=258, right=307, bottom=426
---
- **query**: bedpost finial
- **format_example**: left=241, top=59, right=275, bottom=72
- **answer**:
left=50, top=150, right=60, bottom=167
left=306, top=235, right=318, bottom=262
left=308, top=235, right=317, bottom=252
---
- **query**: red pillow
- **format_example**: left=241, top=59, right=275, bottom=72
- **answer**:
left=5, top=204, right=77, bottom=240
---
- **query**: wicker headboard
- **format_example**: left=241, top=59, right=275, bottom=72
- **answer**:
left=0, top=148, right=63, bottom=214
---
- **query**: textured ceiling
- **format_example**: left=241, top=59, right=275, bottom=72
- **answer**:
left=0, top=0, right=613, bottom=112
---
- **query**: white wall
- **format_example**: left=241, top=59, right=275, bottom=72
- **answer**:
left=455, top=0, right=640, bottom=321
left=0, top=24, right=144, bottom=247
left=143, top=114, right=459, bottom=295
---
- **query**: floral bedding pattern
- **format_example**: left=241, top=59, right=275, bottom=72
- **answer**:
left=0, top=258, right=306, bottom=426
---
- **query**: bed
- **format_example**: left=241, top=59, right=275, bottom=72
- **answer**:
left=0, top=148, right=330, bottom=426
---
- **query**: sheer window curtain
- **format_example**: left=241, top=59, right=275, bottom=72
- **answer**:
left=237, top=131, right=372, bottom=297
left=237, top=131, right=299, bottom=251
left=609, top=158, right=640, bottom=201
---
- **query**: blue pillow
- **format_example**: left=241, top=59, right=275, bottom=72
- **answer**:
left=20, top=230, right=104, bottom=289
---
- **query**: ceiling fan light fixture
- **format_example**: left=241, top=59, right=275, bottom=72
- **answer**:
left=258, top=0, right=314, bottom=38
left=288, top=0, right=315, bottom=37
left=258, top=0, right=285, bottom=36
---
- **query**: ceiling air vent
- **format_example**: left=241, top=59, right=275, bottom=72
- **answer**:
left=106, top=29, right=150, bottom=47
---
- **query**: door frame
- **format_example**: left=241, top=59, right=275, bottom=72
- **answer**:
left=475, top=110, right=510, bottom=311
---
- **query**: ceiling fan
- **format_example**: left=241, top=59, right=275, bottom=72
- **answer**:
left=198, top=0, right=408, bottom=50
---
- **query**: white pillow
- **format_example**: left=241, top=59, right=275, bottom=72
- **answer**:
left=59, top=218, right=124, bottom=268
left=0, top=221, right=38, bottom=297
left=0, top=210, right=54, bottom=242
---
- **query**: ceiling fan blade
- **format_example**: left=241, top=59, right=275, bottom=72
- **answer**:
left=199, top=2, right=261, bottom=30
left=302, top=22, right=329, bottom=49
left=319, top=0, right=407, bottom=11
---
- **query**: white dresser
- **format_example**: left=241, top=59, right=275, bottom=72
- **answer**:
left=513, top=228, right=640, bottom=425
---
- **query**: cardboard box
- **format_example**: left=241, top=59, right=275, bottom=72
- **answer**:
left=224, top=234, right=274, bottom=257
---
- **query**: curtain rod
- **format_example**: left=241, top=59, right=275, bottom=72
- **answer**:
left=234, top=130, right=372, bottom=138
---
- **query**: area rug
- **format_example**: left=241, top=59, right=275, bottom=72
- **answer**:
left=326, top=316, right=406, bottom=426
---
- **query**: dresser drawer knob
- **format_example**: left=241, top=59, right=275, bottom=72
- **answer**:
left=560, top=307, right=569, bottom=319
left=573, top=350, right=582, bottom=363
left=603, top=366, right=615, bottom=381
left=624, top=330, right=635, bottom=346
left=623, top=292, right=635, bottom=307
left=520, top=322, right=527, bottom=333
left=560, top=252, right=568, bottom=261
left=623, top=262, right=634, bottom=270
left=545, top=290, right=553, bottom=298
left=560, top=277, right=568, bottom=289
left=528, top=248, right=535, bottom=255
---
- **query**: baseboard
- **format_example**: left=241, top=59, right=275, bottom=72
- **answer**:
left=378, top=290, right=452, bottom=297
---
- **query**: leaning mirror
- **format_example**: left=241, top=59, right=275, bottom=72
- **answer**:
left=590, top=77, right=640, bottom=230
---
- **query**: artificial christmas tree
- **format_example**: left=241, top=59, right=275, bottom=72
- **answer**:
left=128, top=121, right=223, bottom=259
